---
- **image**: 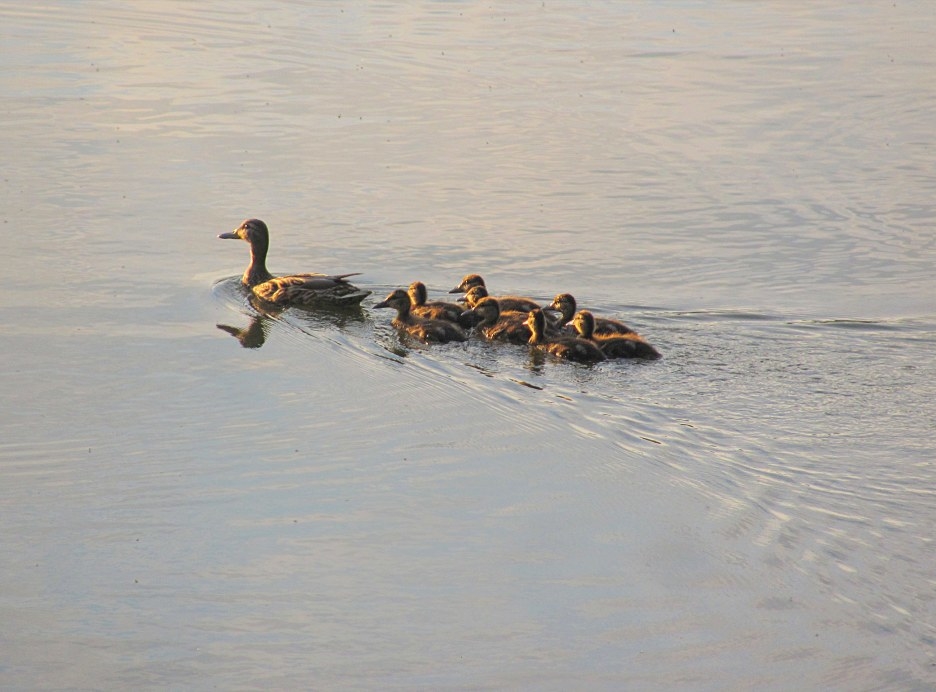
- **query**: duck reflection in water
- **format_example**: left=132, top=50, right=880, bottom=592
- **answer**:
left=217, top=316, right=269, bottom=349
left=216, top=292, right=367, bottom=349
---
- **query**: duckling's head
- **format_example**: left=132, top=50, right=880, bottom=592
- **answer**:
left=407, top=281, right=429, bottom=307
left=374, top=288, right=411, bottom=312
left=449, top=273, right=486, bottom=294
left=525, top=308, right=548, bottom=341
left=572, top=310, right=595, bottom=339
left=460, top=285, right=489, bottom=307
left=549, top=293, right=577, bottom=319
left=219, top=218, right=269, bottom=248
left=469, top=296, right=501, bottom=325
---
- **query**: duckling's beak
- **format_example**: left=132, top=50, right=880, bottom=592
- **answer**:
left=373, top=299, right=391, bottom=309
left=448, top=284, right=464, bottom=294
left=456, top=296, right=468, bottom=304
left=218, top=231, right=239, bottom=240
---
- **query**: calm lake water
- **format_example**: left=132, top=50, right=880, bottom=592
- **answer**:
left=3, top=1, right=936, bottom=689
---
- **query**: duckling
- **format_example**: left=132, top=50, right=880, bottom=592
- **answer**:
left=548, top=293, right=634, bottom=335
left=526, top=308, right=605, bottom=364
left=459, top=284, right=541, bottom=315
left=449, top=274, right=540, bottom=313
left=219, top=218, right=370, bottom=306
left=374, top=289, right=467, bottom=344
left=407, top=281, right=468, bottom=324
left=572, top=310, right=661, bottom=360
left=466, top=296, right=535, bottom=344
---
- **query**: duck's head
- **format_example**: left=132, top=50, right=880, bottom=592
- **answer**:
left=549, top=293, right=576, bottom=320
left=449, top=273, right=486, bottom=294
left=460, top=285, right=489, bottom=307
left=525, top=308, right=548, bottom=341
left=374, top=289, right=411, bottom=312
left=219, top=218, right=269, bottom=247
left=407, top=281, right=429, bottom=307
left=468, top=296, right=500, bottom=325
left=571, top=310, right=595, bottom=339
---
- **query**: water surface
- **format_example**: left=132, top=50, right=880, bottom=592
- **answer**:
left=3, top=2, right=936, bottom=689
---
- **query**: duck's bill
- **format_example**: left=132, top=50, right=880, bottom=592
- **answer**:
left=373, top=299, right=391, bottom=309
left=218, top=232, right=238, bottom=239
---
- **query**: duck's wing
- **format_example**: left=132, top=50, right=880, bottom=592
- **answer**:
left=496, top=296, right=540, bottom=313
left=253, top=274, right=370, bottom=306
left=598, top=333, right=661, bottom=360
left=290, top=272, right=363, bottom=282
left=594, top=317, right=635, bottom=335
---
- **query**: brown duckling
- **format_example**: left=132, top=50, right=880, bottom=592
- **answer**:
left=449, top=274, right=541, bottom=313
left=407, top=281, right=468, bottom=324
left=548, top=293, right=634, bottom=335
left=526, top=308, right=605, bottom=364
left=466, top=296, right=535, bottom=344
left=219, top=219, right=370, bottom=306
left=374, top=289, right=467, bottom=344
left=572, top=310, right=661, bottom=360
left=459, top=284, right=541, bottom=315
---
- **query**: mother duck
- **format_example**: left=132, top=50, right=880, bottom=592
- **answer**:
left=219, top=218, right=371, bottom=306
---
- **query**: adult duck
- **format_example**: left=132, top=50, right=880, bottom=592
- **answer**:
left=374, top=289, right=467, bottom=344
left=465, top=296, right=535, bottom=344
left=526, top=308, right=605, bottom=364
left=572, top=310, right=661, bottom=360
left=548, top=293, right=634, bottom=335
left=219, top=218, right=370, bottom=306
left=407, top=281, right=468, bottom=324
left=448, top=274, right=540, bottom=313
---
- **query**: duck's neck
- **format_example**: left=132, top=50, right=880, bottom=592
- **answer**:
left=410, top=283, right=427, bottom=306
left=481, top=310, right=499, bottom=328
left=575, top=321, right=593, bottom=340
left=394, top=301, right=416, bottom=324
left=242, top=239, right=273, bottom=287
left=558, top=303, right=574, bottom=326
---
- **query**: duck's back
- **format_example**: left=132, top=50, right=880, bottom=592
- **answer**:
left=593, top=316, right=635, bottom=336
left=253, top=274, right=370, bottom=306
left=596, top=333, right=661, bottom=360
left=411, top=301, right=465, bottom=323
left=544, top=337, right=605, bottom=363
left=482, top=311, right=532, bottom=344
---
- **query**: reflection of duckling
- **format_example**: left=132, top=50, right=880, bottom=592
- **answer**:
left=548, top=293, right=634, bottom=335
left=449, top=274, right=540, bottom=312
left=459, top=285, right=541, bottom=315
left=466, top=296, right=534, bottom=344
left=374, top=289, right=467, bottom=344
left=407, top=281, right=467, bottom=323
left=572, top=310, right=661, bottom=360
left=219, top=219, right=370, bottom=306
left=526, top=308, right=605, bottom=363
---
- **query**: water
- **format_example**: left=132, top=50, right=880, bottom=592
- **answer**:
left=3, top=1, right=936, bottom=689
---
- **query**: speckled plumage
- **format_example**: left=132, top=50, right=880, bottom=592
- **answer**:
left=572, top=310, right=661, bottom=360
left=526, top=308, right=605, bottom=364
left=375, top=289, right=467, bottom=344
left=407, top=281, right=467, bottom=324
left=466, top=296, right=535, bottom=344
left=449, top=274, right=541, bottom=313
left=548, top=293, right=634, bottom=335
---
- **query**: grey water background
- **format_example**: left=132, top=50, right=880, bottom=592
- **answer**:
left=3, top=1, right=936, bottom=689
